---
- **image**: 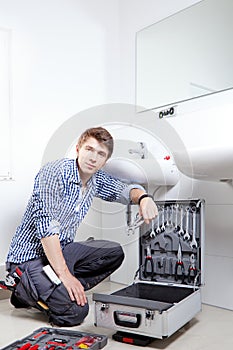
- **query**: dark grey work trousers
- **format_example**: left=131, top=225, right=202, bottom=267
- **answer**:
left=64, top=239, right=125, bottom=290
left=7, top=239, right=124, bottom=326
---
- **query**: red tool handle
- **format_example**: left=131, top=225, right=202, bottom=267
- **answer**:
left=75, top=336, right=96, bottom=346
left=33, top=330, right=48, bottom=339
left=0, top=282, right=8, bottom=290
left=17, top=343, right=32, bottom=350
left=15, top=267, right=23, bottom=277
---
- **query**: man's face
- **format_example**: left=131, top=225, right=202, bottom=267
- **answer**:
left=76, top=137, right=109, bottom=176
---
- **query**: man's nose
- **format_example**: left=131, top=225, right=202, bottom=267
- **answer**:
left=90, top=151, right=98, bottom=162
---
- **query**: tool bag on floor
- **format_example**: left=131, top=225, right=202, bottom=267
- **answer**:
left=12, top=258, right=89, bottom=327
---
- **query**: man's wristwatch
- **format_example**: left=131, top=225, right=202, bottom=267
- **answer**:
left=138, top=193, right=154, bottom=205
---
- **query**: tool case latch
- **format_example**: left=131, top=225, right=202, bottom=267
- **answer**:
left=145, top=309, right=155, bottom=320
left=100, top=303, right=109, bottom=312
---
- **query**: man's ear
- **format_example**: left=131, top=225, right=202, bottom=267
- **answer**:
left=76, top=144, right=79, bottom=156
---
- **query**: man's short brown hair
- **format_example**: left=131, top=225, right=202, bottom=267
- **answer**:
left=77, top=127, right=114, bottom=159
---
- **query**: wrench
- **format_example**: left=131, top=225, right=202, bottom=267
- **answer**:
left=178, top=205, right=184, bottom=236
left=174, top=204, right=179, bottom=232
left=183, top=206, right=191, bottom=241
left=165, top=206, right=170, bottom=227
left=155, top=206, right=161, bottom=234
left=190, top=206, right=198, bottom=248
left=160, top=205, right=166, bottom=232
left=127, top=213, right=144, bottom=235
left=150, top=220, right=156, bottom=238
left=169, top=205, right=174, bottom=227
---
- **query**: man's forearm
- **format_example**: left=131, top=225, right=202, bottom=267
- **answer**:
left=41, top=234, right=70, bottom=279
left=129, top=188, right=147, bottom=204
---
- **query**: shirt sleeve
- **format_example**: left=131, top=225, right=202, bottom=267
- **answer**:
left=32, top=160, right=63, bottom=239
left=95, top=170, right=145, bottom=204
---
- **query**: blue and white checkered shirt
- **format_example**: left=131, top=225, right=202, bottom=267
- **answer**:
left=7, top=158, right=144, bottom=264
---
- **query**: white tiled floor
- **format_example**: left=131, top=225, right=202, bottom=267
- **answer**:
left=0, top=281, right=233, bottom=349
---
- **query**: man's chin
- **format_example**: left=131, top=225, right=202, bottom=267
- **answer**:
left=85, top=166, right=96, bottom=174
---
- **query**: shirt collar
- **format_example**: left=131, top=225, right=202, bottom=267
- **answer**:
left=71, top=158, right=97, bottom=188
left=68, top=158, right=81, bottom=185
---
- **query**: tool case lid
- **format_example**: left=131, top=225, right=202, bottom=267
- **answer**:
left=137, top=199, right=205, bottom=288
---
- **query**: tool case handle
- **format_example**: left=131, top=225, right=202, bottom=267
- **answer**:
left=114, top=311, right=141, bottom=328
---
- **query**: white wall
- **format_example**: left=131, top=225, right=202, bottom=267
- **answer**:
left=0, top=0, right=120, bottom=274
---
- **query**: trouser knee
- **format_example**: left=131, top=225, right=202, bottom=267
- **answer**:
left=49, top=302, right=89, bottom=327
left=114, top=244, right=125, bottom=267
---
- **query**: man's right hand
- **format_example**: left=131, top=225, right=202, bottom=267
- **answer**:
left=60, top=270, right=87, bottom=306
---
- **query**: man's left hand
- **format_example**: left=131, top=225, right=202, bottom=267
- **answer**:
left=139, top=196, right=158, bottom=224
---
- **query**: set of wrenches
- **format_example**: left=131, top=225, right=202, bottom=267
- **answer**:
left=153, top=203, right=199, bottom=249
left=134, top=200, right=204, bottom=285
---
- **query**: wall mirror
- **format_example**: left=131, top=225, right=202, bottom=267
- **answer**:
left=136, top=0, right=233, bottom=111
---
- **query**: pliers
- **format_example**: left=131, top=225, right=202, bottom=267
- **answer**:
left=143, top=245, right=155, bottom=280
left=175, top=242, right=185, bottom=283
left=0, top=280, right=15, bottom=291
left=0, top=273, right=18, bottom=291
left=187, top=253, right=197, bottom=283
left=0, top=268, right=22, bottom=291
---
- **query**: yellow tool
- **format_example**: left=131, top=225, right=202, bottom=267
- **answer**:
left=78, top=344, right=89, bottom=349
left=37, top=300, right=49, bottom=310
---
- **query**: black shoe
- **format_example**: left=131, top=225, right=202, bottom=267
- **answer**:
left=10, top=292, right=30, bottom=309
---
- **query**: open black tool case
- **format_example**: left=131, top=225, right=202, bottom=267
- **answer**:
left=93, top=199, right=205, bottom=339
left=1, top=327, right=108, bottom=350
